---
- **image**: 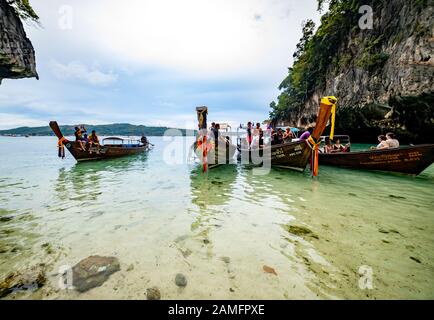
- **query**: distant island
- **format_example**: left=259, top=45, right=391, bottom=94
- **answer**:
left=0, top=123, right=194, bottom=137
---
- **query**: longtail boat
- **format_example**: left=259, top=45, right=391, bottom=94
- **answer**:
left=318, top=144, right=434, bottom=175
left=49, top=121, right=150, bottom=162
left=238, top=96, right=337, bottom=174
left=193, top=106, right=237, bottom=172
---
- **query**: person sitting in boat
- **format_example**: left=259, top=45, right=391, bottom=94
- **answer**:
left=250, top=123, right=261, bottom=148
left=283, top=128, right=294, bottom=143
left=374, top=135, right=389, bottom=150
left=272, top=128, right=284, bottom=145
left=324, top=138, right=334, bottom=153
left=74, top=126, right=86, bottom=151
left=333, top=138, right=348, bottom=152
left=386, top=132, right=400, bottom=148
left=258, top=123, right=264, bottom=148
left=141, top=136, right=148, bottom=145
left=88, top=130, right=99, bottom=144
left=87, top=130, right=100, bottom=154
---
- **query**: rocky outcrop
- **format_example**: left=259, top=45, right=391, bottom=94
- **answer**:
left=0, top=0, right=38, bottom=84
left=286, top=0, right=434, bottom=143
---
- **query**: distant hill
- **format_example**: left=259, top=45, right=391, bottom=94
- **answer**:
left=0, top=123, right=194, bottom=137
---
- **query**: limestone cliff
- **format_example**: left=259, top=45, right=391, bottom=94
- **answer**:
left=0, top=0, right=38, bottom=84
left=272, top=0, right=434, bottom=143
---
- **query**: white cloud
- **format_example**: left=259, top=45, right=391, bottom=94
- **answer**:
left=1, top=0, right=323, bottom=129
left=0, top=113, right=47, bottom=129
left=28, top=0, right=320, bottom=80
left=49, top=61, right=117, bottom=86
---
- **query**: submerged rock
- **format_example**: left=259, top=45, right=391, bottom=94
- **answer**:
left=175, top=273, right=187, bottom=287
left=285, top=225, right=319, bottom=240
left=72, top=255, right=120, bottom=292
left=146, top=286, right=161, bottom=300
left=410, top=257, right=422, bottom=264
left=389, top=195, right=406, bottom=200
left=0, top=264, right=46, bottom=298
left=221, top=256, right=231, bottom=264
left=263, top=265, right=278, bottom=276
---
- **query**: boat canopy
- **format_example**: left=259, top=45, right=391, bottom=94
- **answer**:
left=103, top=137, right=124, bottom=142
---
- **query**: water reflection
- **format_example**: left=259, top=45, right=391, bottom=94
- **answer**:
left=188, top=166, right=238, bottom=258
left=54, top=153, right=150, bottom=203
left=190, top=165, right=238, bottom=208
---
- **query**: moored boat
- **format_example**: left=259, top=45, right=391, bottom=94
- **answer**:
left=49, top=121, right=151, bottom=162
left=318, top=144, right=434, bottom=175
left=192, top=107, right=237, bottom=171
left=238, top=96, right=337, bottom=173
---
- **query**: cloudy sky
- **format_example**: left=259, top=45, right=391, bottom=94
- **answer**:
left=0, top=0, right=322, bottom=130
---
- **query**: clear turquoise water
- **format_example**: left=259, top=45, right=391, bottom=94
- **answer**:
left=0, top=136, right=433, bottom=299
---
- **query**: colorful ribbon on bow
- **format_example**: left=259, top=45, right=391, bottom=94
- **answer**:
left=57, top=136, right=67, bottom=159
left=307, top=136, right=321, bottom=177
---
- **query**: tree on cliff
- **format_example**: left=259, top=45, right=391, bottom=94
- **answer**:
left=6, top=0, right=39, bottom=22
left=270, top=0, right=364, bottom=122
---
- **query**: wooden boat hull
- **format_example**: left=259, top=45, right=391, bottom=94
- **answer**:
left=49, top=121, right=149, bottom=162
left=237, top=96, right=337, bottom=172
left=193, top=140, right=237, bottom=169
left=64, top=141, right=147, bottom=162
left=238, top=141, right=310, bottom=171
left=318, top=144, right=434, bottom=175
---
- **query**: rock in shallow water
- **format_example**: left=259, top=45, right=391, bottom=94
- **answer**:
left=0, top=264, right=46, bottom=298
left=72, top=255, right=120, bottom=292
left=175, top=273, right=187, bottom=287
left=146, top=286, right=161, bottom=300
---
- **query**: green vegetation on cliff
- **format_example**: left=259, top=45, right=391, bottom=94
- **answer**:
left=270, top=0, right=433, bottom=143
left=7, top=0, right=39, bottom=22
left=270, top=0, right=367, bottom=120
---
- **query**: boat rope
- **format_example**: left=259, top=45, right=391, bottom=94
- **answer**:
left=57, top=136, right=68, bottom=159
left=306, top=136, right=321, bottom=177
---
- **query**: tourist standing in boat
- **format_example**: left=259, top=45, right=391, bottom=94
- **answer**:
left=386, top=133, right=400, bottom=148
left=210, top=122, right=216, bottom=141
left=258, top=124, right=264, bottom=148
left=283, top=128, right=294, bottom=143
left=251, top=123, right=261, bottom=148
left=246, top=122, right=253, bottom=148
left=300, top=128, right=313, bottom=140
